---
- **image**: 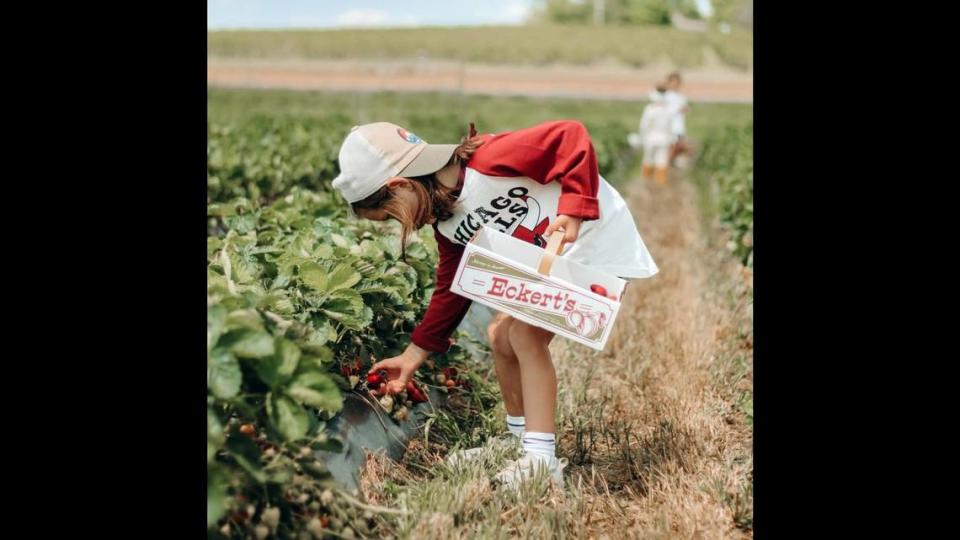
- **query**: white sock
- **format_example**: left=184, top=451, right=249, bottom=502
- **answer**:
left=506, top=414, right=525, bottom=438
left=522, top=432, right=556, bottom=460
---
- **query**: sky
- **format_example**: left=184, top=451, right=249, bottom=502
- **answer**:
left=207, top=0, right=538, bottom=30
left=208, top=1, right=716, bottom=30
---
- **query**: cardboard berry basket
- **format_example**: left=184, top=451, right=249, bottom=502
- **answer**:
left=451, top=225, right=626, bottom=351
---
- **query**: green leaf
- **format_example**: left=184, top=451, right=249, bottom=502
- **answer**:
left=276, top=338, right=302, bottom=377
left=287, top=371, right=343, bottom=413
left=267, top=470, right=293, bottom=484
left=360, top=239, right=384, bottom=260
left=299, top=262, right=328, bottom=293
left=225, top=434, right=267, bottom=483
left=229, top=330, right=276, bottom=359
left=313, top=437, right=344, bottom=453
left=259, top=292, right=295, bottom=315
left=207, top=408, right=224, bottom=463
left=207, top=465, right=228, bottom=527
left=253, top=337, right=301, bottom=388
left=303, top=317, right=336, bottom=349
left=225, top=308, right=264, bottom=332
left=301, top=460, right=331, bottom=479
left=314, top=244, right=334, bottom=259
left=267, top=392, right=310, bottom=441
left=330, top=233, right=349, bottom=247
left=208, top=349, right=242, bottom=399
left=326, top=263, right=362, bottom=292
left=207, top=304, right=227, bottom=353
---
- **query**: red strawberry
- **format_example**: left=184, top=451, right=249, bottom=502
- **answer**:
left=405, top=381, right=429, bottom=403
left=444, top=379, right=456, bottom=388
left=366, top=372, right=383, bottom=386
left=239, top=424, right=256, bottom=437
left=590, top=284, right=608, bottom=297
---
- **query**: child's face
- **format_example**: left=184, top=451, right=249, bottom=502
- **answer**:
left=667, top=78, right=681, bottom=90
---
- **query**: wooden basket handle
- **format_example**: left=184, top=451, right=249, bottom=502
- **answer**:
left=537, top=229, right=567, bottom=275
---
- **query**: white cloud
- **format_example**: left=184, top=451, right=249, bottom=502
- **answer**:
left=502, top=1, right=532, bottom=22
left=696, top=0, right=715, bottom=18
left=335, top=8, right=420, bottom=28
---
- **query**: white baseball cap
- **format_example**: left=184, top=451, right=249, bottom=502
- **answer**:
left=332, top=122, right=459, bottom=204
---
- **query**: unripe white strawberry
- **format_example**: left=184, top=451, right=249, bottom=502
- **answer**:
left=307, top=518, right=325, bottom=539
left=261, top=506, right=280, bottom=529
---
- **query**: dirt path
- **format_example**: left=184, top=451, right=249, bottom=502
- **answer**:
left=207, top=58, right=753, bottom=103
left=550, top=173, right=754, bottom=537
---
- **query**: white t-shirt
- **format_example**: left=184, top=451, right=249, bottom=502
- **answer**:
left=640, top=101, right=676, bottom=147
left=664, top=90, right=688, bottom=137
left=436, top=168, right=659, bottom=279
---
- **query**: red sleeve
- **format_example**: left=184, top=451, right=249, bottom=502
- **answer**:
left=466, top=120, right=600, bottom=220
left=410, top=225, right=472, bottom=353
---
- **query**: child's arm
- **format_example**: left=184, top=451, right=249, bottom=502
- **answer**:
left=469, top=120, right=601, bottom=223
left=410, top=230, right=472, bottom=352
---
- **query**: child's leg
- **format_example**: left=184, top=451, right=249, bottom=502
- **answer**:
left=487, top=313, right=524, bottom=417
left=641, top=145, right=655, bottom=179
left=507, top=320, right=557, bottom=434
left=654, top=145, right=670, bottom=184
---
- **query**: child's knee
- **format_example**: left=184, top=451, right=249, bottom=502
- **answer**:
left=487, top=316, right=516, bottom=357
left=507, top=320, right=553, bottom=351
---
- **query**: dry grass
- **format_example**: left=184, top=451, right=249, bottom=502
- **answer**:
left=355, top=171, right=753, bottom=539
left=207, top=25, right=753, bottom=71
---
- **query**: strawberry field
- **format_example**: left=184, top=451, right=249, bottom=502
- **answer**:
left=208, top=88, right=753, bottom=539
left=206, top=87, right=649, bottom=538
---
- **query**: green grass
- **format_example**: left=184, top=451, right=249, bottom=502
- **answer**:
left=208, top=24, right=753, bottom=70
left=208, top=87, right=751, bottom=149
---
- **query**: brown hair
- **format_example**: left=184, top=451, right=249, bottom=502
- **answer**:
left=351, top=123, right=486, bottom=258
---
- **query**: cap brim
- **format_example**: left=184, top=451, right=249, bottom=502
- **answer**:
left=397, top=144, right=458, bottom=178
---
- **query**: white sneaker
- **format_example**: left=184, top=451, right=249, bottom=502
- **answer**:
left=493, top=452, right=567, bottom=490
left=445, top=433, right=521, bottom=468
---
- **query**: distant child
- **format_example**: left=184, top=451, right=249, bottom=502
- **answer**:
left=664, top=71, right=691, bottom=167
left=638, top=85, right=676, bottom=184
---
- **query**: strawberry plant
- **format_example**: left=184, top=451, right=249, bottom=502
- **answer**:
left=207, top=115, right=351, bottom=204
left=208, top=187, right=479, bottom=537
left=695, top=122, right=753, bottom=267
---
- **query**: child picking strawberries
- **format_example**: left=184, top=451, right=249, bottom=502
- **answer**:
left=331, top=119, right=658, bottom=489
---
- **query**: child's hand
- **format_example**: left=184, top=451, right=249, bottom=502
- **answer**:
left=368, top=343, right=429, bottom=396
left=546, top=215, right=582, bottom=244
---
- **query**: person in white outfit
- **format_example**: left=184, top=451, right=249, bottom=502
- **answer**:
left=638, top=85, right=676, bottom=184
left=664, top=72, right=691, bottom=167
